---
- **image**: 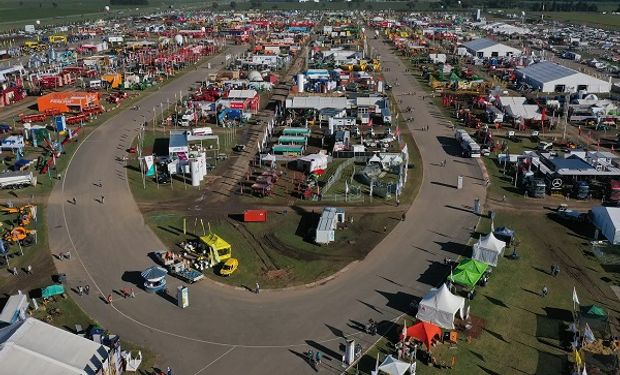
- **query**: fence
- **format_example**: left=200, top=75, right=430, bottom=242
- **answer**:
left=322, top=157, right=365, bottom=194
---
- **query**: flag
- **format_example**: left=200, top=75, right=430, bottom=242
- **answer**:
left=573, top=287, right=580, bottom=305
left=574, top=349, right=582, bottom=369
left=584, top=323, right=595, bottom=344
left=144, top=155, right=156, bottom=177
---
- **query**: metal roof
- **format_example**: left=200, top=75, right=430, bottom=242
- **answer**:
left=462, top=38, right=498, bottom=51
left=517, top=61, right=578, bottom=83
left=0, top=294, right=28, bottom=324
left=316, top=207, right=344, bottom=233
left=0, top=318, right=109, bottom=375
left=551, top=155, right=594, bottom=171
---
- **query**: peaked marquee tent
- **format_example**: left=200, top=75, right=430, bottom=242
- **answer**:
left=472, top=232, right=506, bottom=266
left=404, top=321, right=442, bottom=350
left=416, top=283, right=465, bottom=329
left=373, top=355, right=411, bottom=375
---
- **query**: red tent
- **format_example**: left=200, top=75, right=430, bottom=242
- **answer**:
left=402, top=321, right=442, bottom=350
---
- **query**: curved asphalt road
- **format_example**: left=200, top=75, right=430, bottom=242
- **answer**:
left=47, top=38, right=485, bottom=374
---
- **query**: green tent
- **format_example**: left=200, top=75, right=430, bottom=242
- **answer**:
left=41, top=284, right=65, bottom=299
left=448, top=269, right=481, bottom=288
left=583, top=305, right=607, bottom=318
left=447, top=258, right=488, bottom=288
left=457, top=258, right=488, bottom=274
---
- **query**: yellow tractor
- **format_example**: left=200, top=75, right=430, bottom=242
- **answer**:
left=2, top=205, right=35, bottom=226
left=3, top=226, right=36, bottom=247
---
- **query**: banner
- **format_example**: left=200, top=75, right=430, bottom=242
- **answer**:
left=144, top=155, right=156, bottom=177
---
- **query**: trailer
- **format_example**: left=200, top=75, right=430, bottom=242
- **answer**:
left=0, top=171, right=36, bottom=189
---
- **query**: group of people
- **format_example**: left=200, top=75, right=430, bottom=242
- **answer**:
left=76, top=284, right=90, bottom=296
left=304, top=349, right=322, bottom=369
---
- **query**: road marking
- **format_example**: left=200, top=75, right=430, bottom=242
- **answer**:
left=192, top=346, right=237, bottom=375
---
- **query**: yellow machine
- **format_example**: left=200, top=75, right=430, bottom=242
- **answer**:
left=3, top=226, right=36, bottom=246
left=24, top=40, right=40, bottom=49
left=2, top=205, right=35, bottom=226
left=199, top=232, right=238, bottom=275
left=49, top=35, right=67, bottom=44
left=101, top=73, right=123, bottom=89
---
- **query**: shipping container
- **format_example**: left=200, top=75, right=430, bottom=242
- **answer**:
left=243, top=210, right=267, bottom=222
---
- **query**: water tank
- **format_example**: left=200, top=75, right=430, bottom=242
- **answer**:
left=199, top=152, right=207, bottom=178
left=174, top=34, right=184, bottom=46
left=297, top=73, right=304, bottom=93
left=190, top=159, right=200, bottom=186
left=248, top=70, right=263, bottom=82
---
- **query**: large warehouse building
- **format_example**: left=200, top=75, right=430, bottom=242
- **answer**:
left=461, top=38, right=521, bottom=58
left=516, top=61, right=611, bottom=93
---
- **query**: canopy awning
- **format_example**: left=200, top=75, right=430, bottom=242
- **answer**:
left=141, top=266, right=168, bottom=282
left=404, top=321, right=442, bottom=350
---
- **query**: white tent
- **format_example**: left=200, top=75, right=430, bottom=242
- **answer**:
left=591, top=206, right=620, bottom=244
left=371, top=355, right=410, bottom=375
left=472, top=232, right=506, bottom=267
left=416, top=283, right=465, bottom=330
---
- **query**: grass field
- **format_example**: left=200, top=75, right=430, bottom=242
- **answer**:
left=145, top=208, right=403, bottom=288
left=350, top=208, right=620, bottom=374
left=0, top=0, right=203, bottom=31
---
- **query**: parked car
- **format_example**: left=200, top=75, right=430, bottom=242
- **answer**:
left=156, top=173, right=171, bottom=184
left=219, top=257, right=238, bottom=276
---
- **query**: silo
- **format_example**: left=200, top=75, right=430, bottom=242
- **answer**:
left=297, top=73, right=304, bottom=93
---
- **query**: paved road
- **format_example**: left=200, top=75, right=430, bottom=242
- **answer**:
left=47, top=37, right=485, bottom=374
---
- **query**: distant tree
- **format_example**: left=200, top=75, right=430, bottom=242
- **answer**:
left=250, top=0, right=262, bottom=8
left=211, top=1, right=218, bottom=9
left=18, top=0, right=23, bottom=5
left=271, top=3, right=278, bottom=9
left=229, top=0, right=237, bottom=8
left=52, top=2, right=58, bottom=7
left=39, top=2, right=42, bottom=7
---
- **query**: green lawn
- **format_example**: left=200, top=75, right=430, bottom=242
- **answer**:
left=145, top=209, right=403, bottom=288
left=0, top=0, right=204, bottom=31
left=351, top=208, right=619, bottom=374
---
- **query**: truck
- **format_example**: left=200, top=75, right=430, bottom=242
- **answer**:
left=0, top=171, right=36, bottom=189
left=608, top=179, right=620, bottom=205
left=526, top=177, right=546, bottom=198
left=152, top=250, right=204, bottom=283
left=573, top=181, right=590, bottom=200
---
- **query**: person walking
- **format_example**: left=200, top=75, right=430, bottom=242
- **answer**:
left=541, top=286, right=549, bottom=297
left=12, top=267, right=17, bottom=276
left=85, top=285, right=90, bottom=295
left=255, top=282, right=260, bottom=294
left=401, top=212, right=406, bottom=221
left=315, top=351, right=322, bottom=365
left=27, top=265, right=32, bottom=274
left=107, top=294, right=113, bottom=304
left=383, top=225, right=387, bottom=232
left=130, top=288, right=136, bottom=298
left=73, top=197, right=77, bottom=205
left=101, top=195, right=105, bottom=204
left=166, top=366, right=173, bottom=375
left=78, top=285, right=83, bottom=296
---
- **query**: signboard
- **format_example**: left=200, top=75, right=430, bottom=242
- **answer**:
left=177, top=286, right=189, bottom=308
left=55, top=116, right=66, bottom=131
left=229, top=101, right=244, bottom=110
